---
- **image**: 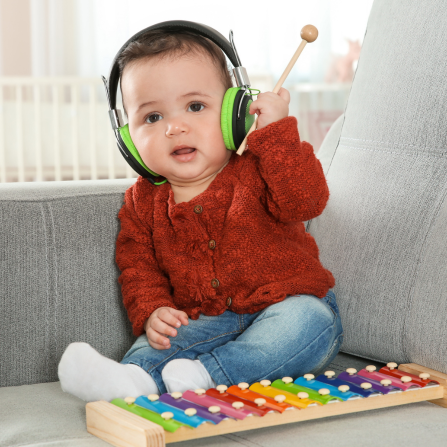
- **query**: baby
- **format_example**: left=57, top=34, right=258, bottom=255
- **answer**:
left=58, top=28, right=343, bottom=402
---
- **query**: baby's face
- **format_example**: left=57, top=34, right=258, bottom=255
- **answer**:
left=121, top=52, right=231, bottom=186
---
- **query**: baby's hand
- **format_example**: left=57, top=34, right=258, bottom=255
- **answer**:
left=144, top=307, right=189, bottom=350
left=249, top=87, right=290, bottom=130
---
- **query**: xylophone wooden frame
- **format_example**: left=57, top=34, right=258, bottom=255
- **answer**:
left=85, top=363, right=447, bottom=447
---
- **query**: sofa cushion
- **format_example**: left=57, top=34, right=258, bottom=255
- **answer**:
left=316, top=114, right=344, bottom=178
left=3, top=353, right=447, bottom=447
left=308, top=0, right=447, bottom=372
left=0, top=179, right=137, bottom=387
left=0, top=382, right=109, bottom=447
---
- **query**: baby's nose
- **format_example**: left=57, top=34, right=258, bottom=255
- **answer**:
left=166, top=122, right=188, bottom=136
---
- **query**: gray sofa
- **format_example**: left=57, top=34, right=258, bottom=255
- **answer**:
left=2, top=0, right=447, bottom=445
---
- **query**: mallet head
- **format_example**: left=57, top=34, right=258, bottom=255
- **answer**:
left=301, top=25, right=318, bottom=43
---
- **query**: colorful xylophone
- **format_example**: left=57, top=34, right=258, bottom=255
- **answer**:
left=86, top=362, right=446, bottom=447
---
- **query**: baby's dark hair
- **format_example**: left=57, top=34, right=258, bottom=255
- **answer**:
left=117, top=30, right=234, bottom=114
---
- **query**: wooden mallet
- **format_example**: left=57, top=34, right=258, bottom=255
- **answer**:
left=236, top=25, right=318, bottom=156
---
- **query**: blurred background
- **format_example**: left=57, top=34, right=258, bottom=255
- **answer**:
left=0, top=0, right=373, bottom=182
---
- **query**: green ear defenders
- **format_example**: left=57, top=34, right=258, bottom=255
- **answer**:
left=102, top=20, right=257, bottom=186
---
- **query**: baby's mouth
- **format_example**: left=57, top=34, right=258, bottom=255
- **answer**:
left=172, top=147, right=196, bottom=155
left=171, top=146, right=197, bottom=162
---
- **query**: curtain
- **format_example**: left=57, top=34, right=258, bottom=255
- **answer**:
left=27, top=0, right=373, bottom=81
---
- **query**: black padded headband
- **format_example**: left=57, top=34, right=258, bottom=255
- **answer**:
left=106, top=20, right=240, bottom=110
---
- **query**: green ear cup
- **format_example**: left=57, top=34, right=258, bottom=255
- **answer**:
left=119, top=124, right=167, bottom=185
left=221, top=87, right=256, bottom=150
left=221, top=87, right=239, bottom=150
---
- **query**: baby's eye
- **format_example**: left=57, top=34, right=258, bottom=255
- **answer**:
left=145, top=113, right=163, bottom=124
left=188, top=102, right=204, bottom=112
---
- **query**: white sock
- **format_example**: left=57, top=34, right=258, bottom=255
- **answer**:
left=161, top=359, right=217, bottom=394
left=58, top=342, right=158, bottom=402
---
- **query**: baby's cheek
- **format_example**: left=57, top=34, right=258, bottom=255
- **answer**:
left=137, top=133, right=167, bottom=173
left=212, top=126, right=226, bottom=146
left=200, top=118, right=225, bottom=146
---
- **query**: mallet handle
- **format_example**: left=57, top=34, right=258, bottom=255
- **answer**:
left=236, top=25, right=318, bottom=156
left=273, top=39, right=308, bottom=94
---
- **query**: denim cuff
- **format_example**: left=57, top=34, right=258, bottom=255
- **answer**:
left=198, top=352, right=232, bottom=387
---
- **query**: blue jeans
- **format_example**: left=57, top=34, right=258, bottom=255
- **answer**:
left=121, top=290, right=343, bottom=394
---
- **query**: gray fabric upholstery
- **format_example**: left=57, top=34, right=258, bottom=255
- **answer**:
left=0, top=179, right=137, bottom=387
left=305, top=114, right=344, bottom=232
left=307, top=0, right=447, bottom=371
left=0, top=382, right=110, bottom=447
left=317, top=113, right=344, bottom=177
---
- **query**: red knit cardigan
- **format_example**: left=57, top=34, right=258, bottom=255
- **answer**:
left=116, top=116, right=335, bottom=336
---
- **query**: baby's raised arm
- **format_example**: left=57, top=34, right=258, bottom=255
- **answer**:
left=241, top=113, right=329, bottom=223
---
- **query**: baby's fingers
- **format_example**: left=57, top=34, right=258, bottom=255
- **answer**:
left=158, top=308, right=183, bottom=329
left=277, top=87, right=291, bottom=104
left=147, top=327, right=171, bottom=349
left=163, top=308, right=189, bottom=327
left=176, top=310, right=189, bottom=326
left=152, top=317, right=178, bottom=338
left=248, top=101, right=261, bottom=116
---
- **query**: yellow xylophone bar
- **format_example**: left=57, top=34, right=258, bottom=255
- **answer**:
left=86, top=363, right=447, bottom=447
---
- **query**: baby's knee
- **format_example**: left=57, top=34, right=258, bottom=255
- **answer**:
left=271, top=295, right=335, bottom=326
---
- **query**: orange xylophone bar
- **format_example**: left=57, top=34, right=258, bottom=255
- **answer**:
left=86, top=362, right=446, bottom=447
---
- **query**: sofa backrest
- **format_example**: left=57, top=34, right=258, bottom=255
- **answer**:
left=0, top=179, right=136, bottom=387
left=4, top=0, right=447, bottom=387
left=309, top=0, right=447, bottom=372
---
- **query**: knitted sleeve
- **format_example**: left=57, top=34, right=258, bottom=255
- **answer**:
left=244, top=116, right=329, bottom=223
left=116, top=183, right=177, bottom=336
